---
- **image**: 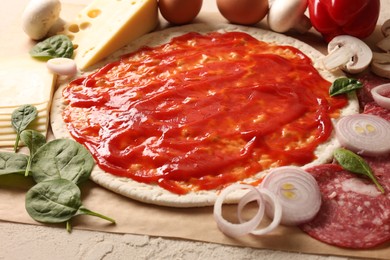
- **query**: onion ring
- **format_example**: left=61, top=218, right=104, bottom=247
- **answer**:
left=213, top=166, right=322, bottom=236
left=335, top=114, right=390, bottom=156
left=237, top=187, right=282, bottom=235
left=213, top=184, right=265, bottom=237
left=371, top=83, right=390, bottom=110
left=260, top=166, right=321, bottom=226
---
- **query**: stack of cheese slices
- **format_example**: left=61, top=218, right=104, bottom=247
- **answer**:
left=0, top=58, right=56, bottom=147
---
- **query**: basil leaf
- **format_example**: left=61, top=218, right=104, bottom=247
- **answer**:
left=11, top=105, right=38, bottom=152
left=30, top=138, right=94, bottom=184
left=20, top=130, right=46, bottom=176
left=25, top=179, right=82, bottom=223
left=29, top=35, right=74, bottom=61
left=333, top=148, right=385, bottom=193
left=329, top=77, right=363, bottom=97
left=0, top=152, right=29, bottom=175
left=26, top=179, right=115, bottom=230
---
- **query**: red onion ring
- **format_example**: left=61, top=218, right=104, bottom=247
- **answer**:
left=371, top=83, right=390, bottom=110
left=238, top=188, right=282, bottom=235
left=259, top=166, right=321, bottom=226
left=213, top=167, right=322, bottom=236
left=213, top=184, right=265, bottom=237
left=335, top=114, right=390, bottom=156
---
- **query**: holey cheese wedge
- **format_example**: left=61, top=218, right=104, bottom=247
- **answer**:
left=0, top=58, right=56, bottom=147
left=60, top=0, right=158, bottom=70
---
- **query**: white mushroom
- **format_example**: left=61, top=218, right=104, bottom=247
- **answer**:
left=267, top=0, right=311, bottom=34
left=377, top=19, right=390, bottom=52
left=371, top=52, right=390, bottom=79
left=322, top=35, right=373, bottom=74
left=22, top=0, right=61, bottom=40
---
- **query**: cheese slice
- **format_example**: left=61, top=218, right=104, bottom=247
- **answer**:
left=0, top=59, right=55, bottom=107
left=60, top=0, right=158, bottom=70
left=0, top=58, right=56, bottom=147
left=0, top=102, right=48, bottom=115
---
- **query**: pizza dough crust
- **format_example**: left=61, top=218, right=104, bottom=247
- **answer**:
left=51, top=23, right=359, bottom=207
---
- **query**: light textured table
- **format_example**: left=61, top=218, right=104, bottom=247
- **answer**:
left=0, top=221, right=351, bottom=260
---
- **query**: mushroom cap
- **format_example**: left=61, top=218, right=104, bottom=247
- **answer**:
left=267, top=0, right=310, bottom=33
left=377, top=37, right=390, bottom=53
left=324, top=35, right=372, bottom=74
left=381, top=19, right=390, bottom=37
left=22, top=0, right=61, bottom=40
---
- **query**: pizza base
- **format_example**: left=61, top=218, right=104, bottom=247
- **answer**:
left=51, top=23, right=359, bottom=207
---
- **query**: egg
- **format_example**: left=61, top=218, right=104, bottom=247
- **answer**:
left=159, top=0, right=203, bottom=25
left=216, top=0, right=269, bottom=25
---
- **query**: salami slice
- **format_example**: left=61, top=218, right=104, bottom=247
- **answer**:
left=365, top=155, right=390, bottom=184
left=363, top=102, right=390, bottom=122
left=357, top=72, right=390, bottom=108
left=300, top=163, right=390, bottom=249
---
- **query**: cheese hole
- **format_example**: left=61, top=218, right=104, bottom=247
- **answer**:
left=79, top=22, right=91, bottom=30
left=68, top=24, right=79, bottom=33
left=87, top=9, right=101, bottom=18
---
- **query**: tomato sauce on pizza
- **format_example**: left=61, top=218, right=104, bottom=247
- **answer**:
left=62, top=31, right=347, bottom=194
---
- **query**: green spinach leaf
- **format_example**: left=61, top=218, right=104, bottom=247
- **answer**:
left=0, top=152, right=29, bottom=175
left=29, top=35, right=74, bottom=61
left=26, top=179, right=81, bottom=223
left=11, top=105, right=38, bottom=152
left=329, top=77, right=363, bottom=97
left=25, top=179, right=115, bottom=232
left=30, top=138, right=94, bottom=184
left=333, top=148, right=385, bottom=193
left=20, top=130, right=46, bottom=176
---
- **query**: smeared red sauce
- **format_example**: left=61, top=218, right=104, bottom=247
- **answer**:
left=63, top=32, right=348, bottom=194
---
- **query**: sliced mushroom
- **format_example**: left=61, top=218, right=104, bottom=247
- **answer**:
left=381, top=19, right=390, bottom=37
left=322, top=35, right=372, bottom=74
left=377, top=19, right=390, bottom=52
left=267, top=0, right=311, bottom=34
left=371, top=52, right=390, bottom=79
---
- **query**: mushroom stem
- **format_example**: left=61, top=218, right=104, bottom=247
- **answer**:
left=322, top=46, right=354, bottom=71
left=322, top=35, right=372, bottom=74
